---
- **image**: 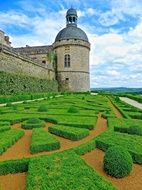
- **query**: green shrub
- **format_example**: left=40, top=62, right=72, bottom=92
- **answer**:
left=12, top=105, right=18, bottom=110
left=30, top=128, right=60, bottom=153
left=48, top=125, right=89, bottom=140
left=114, top=125, right=142, bottom=136
left=0, top=121, right=10, bottom=126
left=58, top=116, right=97, bottom=130
left=0, top=158, right=29, bottom=175
left=38, top=104, right=48, bottom=112
left=23, top=101, right=29, bottom=104
left=26, top=151, right=116, bottom=190
left=104, top=145, right=133, bottom=178
left=0, top=126, right=11, bottom=133
left=67, top=106, right=79, bottom=113
left=0, top=129, right=24, bottom=155
left=27, top=118, right=41, bottom=124
left=128, top=125, right=142, bottom=135
left=96, top=130, right=142, bottom=164
left=21, top=118, right=45, bottom=129
left=24, top=106, right=30, bottom=110
left=72, top=138, right=96, bottom=155
left=44, top=117, right=58, bottom=124
left=5, top=102, right=12, bottom=107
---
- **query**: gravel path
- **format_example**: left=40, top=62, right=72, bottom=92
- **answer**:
left=120, top=97, right=142, bottom=110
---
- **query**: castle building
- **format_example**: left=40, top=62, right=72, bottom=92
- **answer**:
left=53, top=8, right=90, bottom=91
left=0, top=8, right=90, bottom=92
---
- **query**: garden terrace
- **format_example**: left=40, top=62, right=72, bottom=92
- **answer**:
left=0, top=93, right=142, bottom=190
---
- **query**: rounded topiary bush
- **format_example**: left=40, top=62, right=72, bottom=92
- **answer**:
left=21, top=118, right=45, bottom=129
left=68, top=106, right=79, bottom=113
left=38, top=104, right=48, bottom=112
left=5, top=102, right=12, bottom=107
left=103, top=145, right=133, bottom=178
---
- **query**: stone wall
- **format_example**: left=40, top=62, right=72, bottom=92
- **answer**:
left=14, top=45, right=53, bottom=69
left=0, top=47, right=55, bottom=80
left=58, top=71, right=90, bottom=92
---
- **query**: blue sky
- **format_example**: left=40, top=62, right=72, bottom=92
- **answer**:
left=0, top=0, right=142, bottom=88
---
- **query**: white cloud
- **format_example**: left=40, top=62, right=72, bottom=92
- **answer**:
left=98, top=0, right=142, bottom=27
left=0, top=11, right=31, bottom=27
left=99, top=10, right=124, bottom=26
left=87, top=8, right=96, bottom=16
left=89, top=20, right=142, bottom=87
left=111, top=0, right=142, bottom=17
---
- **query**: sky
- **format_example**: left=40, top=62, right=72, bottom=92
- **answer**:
left=0, top=0, right=142, bottom=88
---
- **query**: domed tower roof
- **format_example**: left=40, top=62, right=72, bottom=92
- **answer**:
left=55, top=8, right=89, bottom=42
left=66, top=8, right=77, bottom=16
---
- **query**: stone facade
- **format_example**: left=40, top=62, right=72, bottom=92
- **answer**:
left=0, top=46, right=55, bottom=80
left=0, top=30, right=11, bottom=47
left=14, top=45, right=53, bottom=69
left=53, top=39, right=90, bottom=91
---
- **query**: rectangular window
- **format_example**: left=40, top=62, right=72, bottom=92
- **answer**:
left=64, top=54, right=70, bottom=68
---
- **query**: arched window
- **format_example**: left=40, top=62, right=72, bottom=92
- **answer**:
left=69, top=17, right=72, bottom=23
left=64, top=54, right=70, bottom=68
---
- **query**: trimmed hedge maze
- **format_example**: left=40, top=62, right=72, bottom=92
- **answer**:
left=30, top=128, right=60, bottom=153
left=26, top=151, right=117, bottom=190
left=1, top=93, right=142, bottom=189
left=48, top=125, right=90, bottom=140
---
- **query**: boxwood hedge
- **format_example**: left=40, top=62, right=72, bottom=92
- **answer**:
left=0, top=129, right=24, bottom=155
left=30, top=128, right=60, bottom=153
left=26, top=150, right=117, bottom=190
left=48, top=125, right=89, bottom=140
left=21, top=118, right=45, bottom=129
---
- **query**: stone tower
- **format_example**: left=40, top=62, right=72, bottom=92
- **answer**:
left=53, top=8, right=90, bottom=92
